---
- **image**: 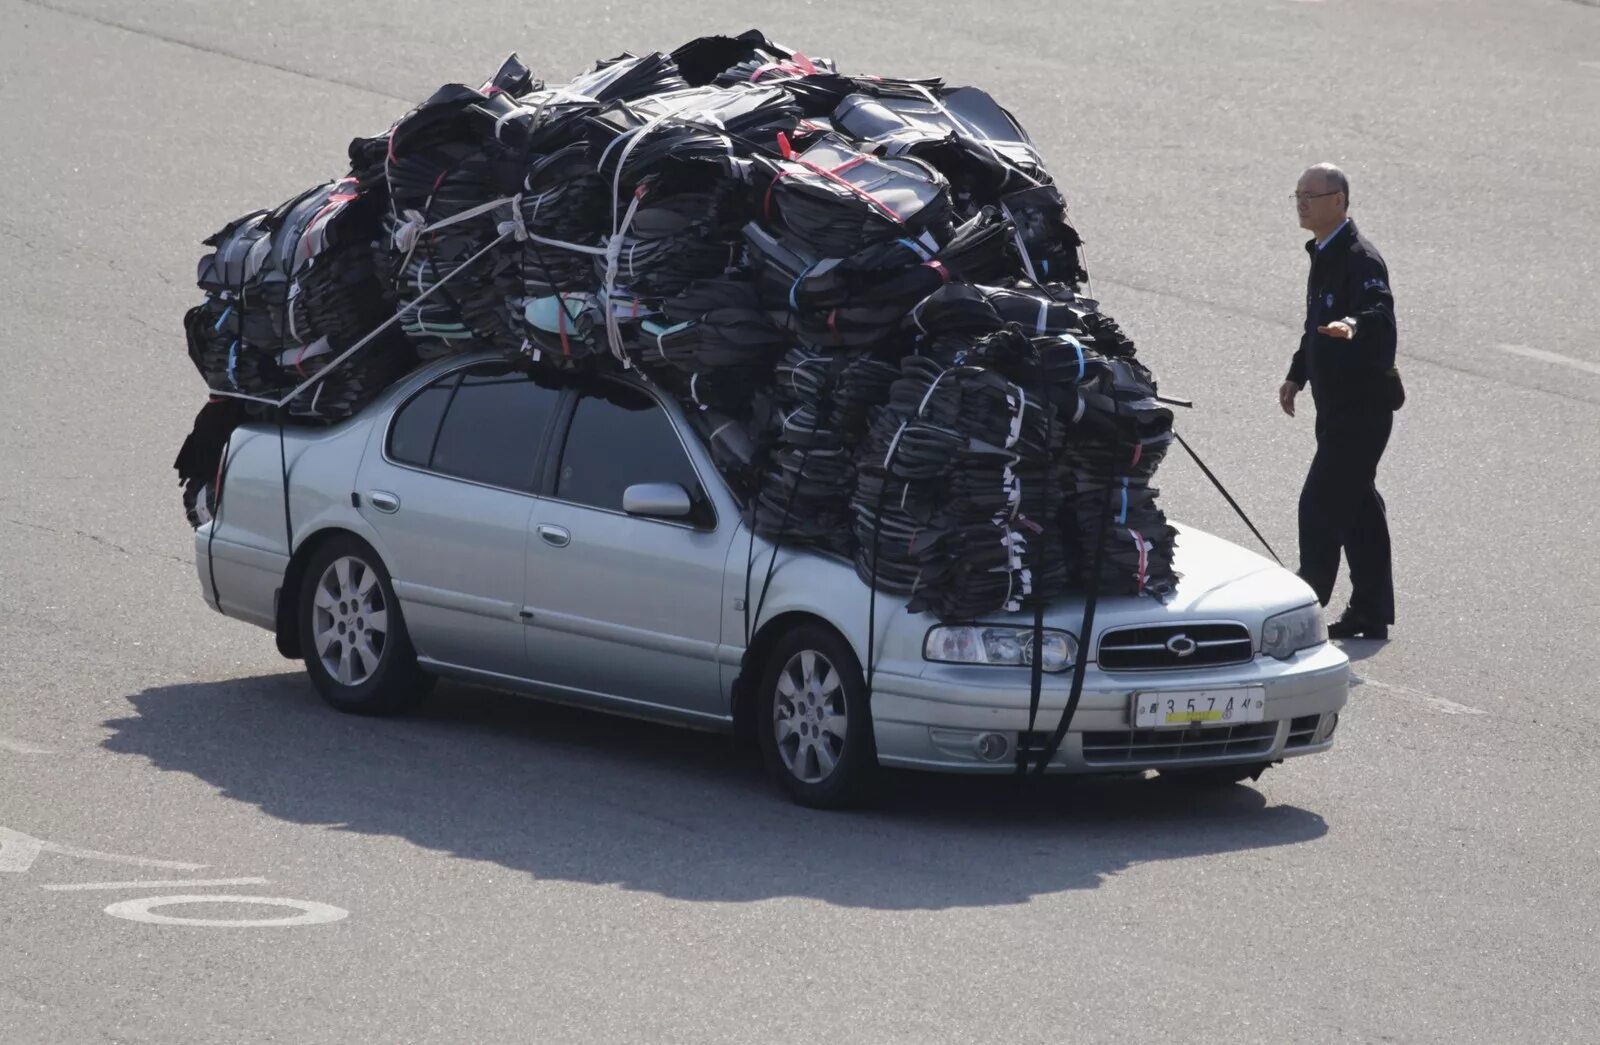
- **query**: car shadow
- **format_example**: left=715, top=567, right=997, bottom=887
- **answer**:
left=102, top=673, right=1330, bottom=910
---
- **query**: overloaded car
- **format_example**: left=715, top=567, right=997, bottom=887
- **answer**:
left=194, top=352, right=1348, bottom=807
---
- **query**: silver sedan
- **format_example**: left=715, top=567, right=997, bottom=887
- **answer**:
left=195, top=353, right=1348, bottom=807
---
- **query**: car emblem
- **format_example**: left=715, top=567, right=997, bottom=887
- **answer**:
left=1165, top=634, right=1198, bottom=657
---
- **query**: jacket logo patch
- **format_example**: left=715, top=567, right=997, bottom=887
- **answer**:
left=1363, top=279, right=1389, bottom=293
left=1325, top=293, right=1335, bottom=308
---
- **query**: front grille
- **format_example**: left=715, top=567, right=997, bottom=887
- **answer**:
left=1080, top=722, right=1278, bottom=765
left=1286, top=714, right=1321, bottom=748
left=1098, top=622, right=1253, bottom=671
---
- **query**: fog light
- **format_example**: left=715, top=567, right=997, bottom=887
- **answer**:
left=1320, top=712, right=1339, bottom=743
left=975, top=732, right=1010, bottom=762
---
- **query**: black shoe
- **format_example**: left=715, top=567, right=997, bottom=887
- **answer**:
left=1328, top=613, right=1388, bottom=641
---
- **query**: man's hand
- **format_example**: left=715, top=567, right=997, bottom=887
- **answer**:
left=1279, top=380, right=1301, bottom=417
left=1317, top=320, right=1355, bottom=340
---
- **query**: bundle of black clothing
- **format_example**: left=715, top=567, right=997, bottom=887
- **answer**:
left=852, top=329, right=1069, bottom=619
left=175, top=30, right=1181, bottom=615
left=184, top=176, right=414, bottom=422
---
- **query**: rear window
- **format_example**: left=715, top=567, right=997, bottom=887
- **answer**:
left=388, top=377, right=456, bottom=468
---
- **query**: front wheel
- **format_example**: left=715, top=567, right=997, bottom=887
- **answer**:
left=298, top=536, right=433, bottom=715
left=757, top=624, right=878, bottom=809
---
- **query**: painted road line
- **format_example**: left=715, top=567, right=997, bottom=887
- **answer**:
left=1495, top=343, right=1600, bottom=377
left=1354, top=676, right=1487, bottom=716
left=102, top=895, right=350, bottom=928
left=0, top=826, right=207, bottom=874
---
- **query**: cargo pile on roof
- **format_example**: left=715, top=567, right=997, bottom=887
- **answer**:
left=175, top=30, right=1179, bottom=618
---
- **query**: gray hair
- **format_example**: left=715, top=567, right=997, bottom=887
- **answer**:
left=1305, top=163, right=1350, bottom=205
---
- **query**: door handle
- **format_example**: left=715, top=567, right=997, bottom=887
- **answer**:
left=368, top=490, right=401, bottom=514
left=537, top=525, right=570, bottom=548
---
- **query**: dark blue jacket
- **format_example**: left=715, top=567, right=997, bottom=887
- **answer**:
left=1286, top=219, right=1397, bottom=412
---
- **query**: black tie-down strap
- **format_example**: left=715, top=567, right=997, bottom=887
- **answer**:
left=1171, top=429, right=1282, bottom=566
left=1027, top=480, right=1113, bottom=774
left=1016, top=598, right=1047, bottom=774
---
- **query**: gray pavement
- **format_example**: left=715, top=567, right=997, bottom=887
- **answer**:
left=2, top=0, right=1597, bottom=1041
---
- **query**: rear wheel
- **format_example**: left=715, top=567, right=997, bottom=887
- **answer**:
left=298, top=536, right=433, bottom=715
left=757, top=624, right=878, bottom=809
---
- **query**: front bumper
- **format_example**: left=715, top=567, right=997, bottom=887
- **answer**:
left=869, top=641, right=1349, bottom=773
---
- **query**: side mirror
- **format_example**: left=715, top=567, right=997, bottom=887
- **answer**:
left=622, top=482, right=693, bottom=519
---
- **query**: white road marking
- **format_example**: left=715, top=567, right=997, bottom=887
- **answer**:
left=0, top=735, right=54, bottom=755
left=102, top=895, right=349, bottom=928
left=0, top=826, right=206, bottom=875
left=1354, top=676, right=1486, bottom=716
left=43, top=877, right=269, bottom=891
left=1495, top=343, right=1600, bottom=377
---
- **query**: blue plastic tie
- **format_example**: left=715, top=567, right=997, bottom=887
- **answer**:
left=789, top=263, right=817, bottom=311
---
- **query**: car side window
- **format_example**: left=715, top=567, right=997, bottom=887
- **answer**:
left=387, top=374, right=457, bottom=468
left=389, top=362, right=560, bottom=492
left=555, top=382, right=707, bottom=518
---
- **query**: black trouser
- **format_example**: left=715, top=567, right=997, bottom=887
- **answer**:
left=1297, top=407, right=1395, bottom=624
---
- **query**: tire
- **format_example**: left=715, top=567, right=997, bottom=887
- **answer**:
left=1158, top=762, right=1272, bottom=787
left=756, top=623, right=878, bottom=809
left=298, top=535, right=434, bottom=715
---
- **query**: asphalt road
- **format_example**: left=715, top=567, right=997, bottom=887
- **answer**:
left=2, top=0, right=1598, bottom=1041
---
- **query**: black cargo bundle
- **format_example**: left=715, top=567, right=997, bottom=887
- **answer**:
left=184, top=177, right=413, bottom=422
left=175, top=31, right=1182, bottom=617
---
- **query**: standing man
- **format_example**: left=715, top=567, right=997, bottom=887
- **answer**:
left=1279, top=163, right=1398, bottom=640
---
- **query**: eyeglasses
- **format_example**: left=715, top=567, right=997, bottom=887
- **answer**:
left=1293, top=191, right=1342, bottom=203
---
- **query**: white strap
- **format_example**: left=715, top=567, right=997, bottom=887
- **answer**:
left=267, top=228, right=514, bottom=408
left=493, top=103, right=545, bottom=142
left=525, top=230, right=609, bottom=256
left=915, top=366, right=951, bottom=418
left=285, top=280, right=303, bottom=343
left=393, top=194, right=523, bottom=277
left=1003, top=384, right=1027, bottom=450
left=602, top=189, right=646, bottom=367
left=882, top=420, right=909, bottom=469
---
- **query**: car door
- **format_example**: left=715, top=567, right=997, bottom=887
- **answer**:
left=522, top=378, right=735, bottom=722
left=356, top=360, right=562, bottom=678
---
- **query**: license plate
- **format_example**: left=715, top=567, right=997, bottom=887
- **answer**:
left=1133, top=687, right=1265, bottom=729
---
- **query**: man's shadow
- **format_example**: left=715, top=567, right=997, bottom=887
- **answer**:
left=103, top=673, right=1329, bottom=910
left=1335, top=637, right=1389, bottom=663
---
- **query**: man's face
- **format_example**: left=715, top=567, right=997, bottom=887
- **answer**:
left=1296, top=171, right=1345, bottom=232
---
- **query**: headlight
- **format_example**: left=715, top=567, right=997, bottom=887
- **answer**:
left=1261, top=603, right=1327, bottom=660
left=924, top=625, right=1079, bottom=672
